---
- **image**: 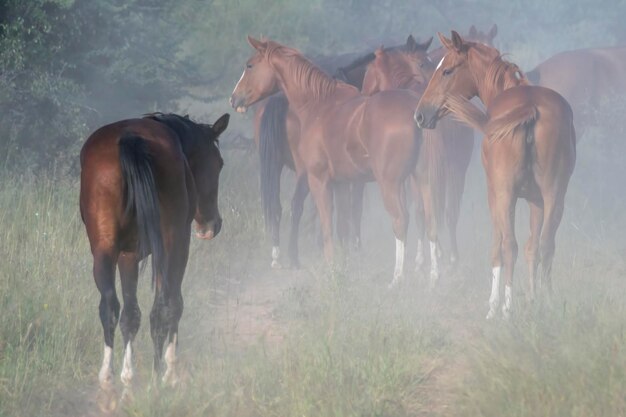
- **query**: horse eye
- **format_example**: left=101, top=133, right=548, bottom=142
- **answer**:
left=246, top=64, right=253, bottom=69
left=442, top=68, right=453, bottom=76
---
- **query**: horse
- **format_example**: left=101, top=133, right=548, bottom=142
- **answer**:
left=360, top=36, right=448, bottom=286
left=232, top=37, right=423, bottom=285
left=251, top=42, right=415, bottom=269
left=360, top=27, right=498, bottom=283
left=526, top=45, right=626, bottom=139
left=80, top=112, right=229, bottom=395
left=415, top=31, right=576, bottom=319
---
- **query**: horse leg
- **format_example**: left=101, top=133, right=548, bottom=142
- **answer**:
left=421, top=177, right=442, bottom=289
left=334, top=181, right=351, bottom=248
left=288, top=174, right=309, bottom=268
left=495, top=192, right=518, bottom=319
left=93, top=247, right=120, bottom=391
left=524, top=200, right=543, bottom=301
left=410, top=174, right=426, bottom=271
left=485, top=186, right=504, bottom=320
left=380, top=180, right=408, bottom=288
left=161, top=244, right=188, bottom=387
left=446, top=168, right=463, bottom=267
left=307, top=173, right=334, bottom=261
left=118, top=252, right=140, bottom=392
left=269, top=165, right=284, bottom=270
left=538, top=193, right=566, bottom=294
left=350, top=181, right=365, bottom=249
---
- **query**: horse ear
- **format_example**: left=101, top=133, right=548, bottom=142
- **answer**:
left=374, top=46, right=386, bottom=59
left=488, top=24, right=498, bottom=41
left=450, top=30, right=465, bottom=52
left=212, top=113, right=230, bottom=136
left=247, top=36, right=267, bottom=52
left=406, top=34, right=417, bottom=50
left=419, top=36, right=433, bottom=51
left=438, top=32, right=454, bottom=51
left=468, top=25, right=478, bottom=38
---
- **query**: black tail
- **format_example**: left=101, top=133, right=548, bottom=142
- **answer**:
left=119, top=136, right=166, bottom=291
left=259, top=94, right=289, bottom=244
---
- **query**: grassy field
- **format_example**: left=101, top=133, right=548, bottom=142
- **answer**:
left=0, top=126, right=625, bottom=417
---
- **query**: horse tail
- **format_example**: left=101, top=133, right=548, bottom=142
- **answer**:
left=119, top=135, right=166, bottom=291
left=486, top=104, right=538, bottom=143
left=259, top=94, right=289, bottom=240
left=445, top=95, right=488, bottom=133
left=422, top=128, right=447, bottom=232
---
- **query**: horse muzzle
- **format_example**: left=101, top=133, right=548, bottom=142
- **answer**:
left=414, top=106, right=438, bottom=130
left=229, top=95, right=248, bottom=114
left=195, top=217, right=222, bottom=240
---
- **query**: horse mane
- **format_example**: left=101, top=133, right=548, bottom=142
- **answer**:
left=265, top=41, right=339, bottom=100
left=336, top=43, right=408, bottom=80
left=143, top=112, right=219, bottom=143
left=477, top=51, right=529, bottom=101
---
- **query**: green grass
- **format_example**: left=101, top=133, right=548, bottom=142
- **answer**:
left=0, top=136, right=625, bottom=416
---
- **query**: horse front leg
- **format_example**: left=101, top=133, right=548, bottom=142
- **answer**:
left=350, top=181, right=365, bottom=249
left=379, top=180, right=408, bottom=288
left=288, top=174, right=309, bottom=268
left=151, top=230, right=189, bottom=387
left=307, top=173, right=334, bottom=262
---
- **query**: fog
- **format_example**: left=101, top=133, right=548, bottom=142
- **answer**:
left=1, top=1, right=625, bottom=415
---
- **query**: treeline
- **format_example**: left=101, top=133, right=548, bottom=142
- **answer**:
left=1, top=0, right=624, bottom=168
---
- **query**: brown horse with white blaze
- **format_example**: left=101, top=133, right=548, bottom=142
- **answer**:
left=231, top=37, right=422, bottom=285
left=80, top=113, right=228, bottom=396
left=415, top=32, right=576, bottom=319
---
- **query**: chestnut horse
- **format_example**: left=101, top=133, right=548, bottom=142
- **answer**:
left=360, top=27, right=498, bottom=282
left=527, top=45, right=626, bottom=139
left=232, top=37, right=422, bottom=285
left=361, top=37, right=448, bottom=286
left=415, top=32, right=576, bottom=319
left=251, top=46, right=412, bottom=269
left=80, top=113, right=228, bottom=394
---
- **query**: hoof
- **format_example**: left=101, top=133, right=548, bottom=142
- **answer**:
left=271, top=260, right=282, bottom=269
left=120, top=387, right=134, bottom=405
left=388, top=275, right=403, bottom=289
left=96, top=386, right=118, bottom=413
left=162, top=369, right=179, bottom=388
left=485, top=308, right=497, bottom=320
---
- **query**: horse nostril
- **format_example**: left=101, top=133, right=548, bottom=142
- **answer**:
left=414, top=111, right=425, bottom=126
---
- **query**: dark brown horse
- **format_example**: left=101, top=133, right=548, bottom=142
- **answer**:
left=527, top=45, right=626, bottom=139
left=80, top=113, right=228, bottom=395
left=232, top=37, right=422, bottom=285
left=415, top=32, right=576, bottom=319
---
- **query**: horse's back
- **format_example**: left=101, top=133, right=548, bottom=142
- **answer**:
left=80, top=118, right=189, bottom=249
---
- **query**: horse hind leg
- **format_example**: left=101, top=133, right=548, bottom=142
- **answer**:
left=118, top=252, right=141, bottom=394
left=93, top=246, right=120, bottom=392
left=524, top=200, right=543, bottom=301
left=538, top=195, right=566, bottom=294
left=350, top=181, right=365, bottom=249
left=410, top=174, right=426, bottom=271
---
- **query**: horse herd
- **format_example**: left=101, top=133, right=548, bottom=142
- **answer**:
left=79, top=25, right=625, bottom=396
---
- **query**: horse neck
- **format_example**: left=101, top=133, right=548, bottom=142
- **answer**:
left=270, top=53, right=343, bottom=114
left=470, top=54, right=527, bottom=107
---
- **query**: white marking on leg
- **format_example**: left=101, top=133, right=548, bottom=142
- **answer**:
left=502, top=285, right=512, bottom=319
left=415, top=239, right=424, bottom=269
left=99, top=344, right=114, bottom=390
left=271, top=246, right=281, bottom=269
left=486, top=266, right=501, bottom=319
left=120, top=342, right=134, bottom=387
left=389, top=238, right=406, bottom=288
left=429, top=240, right=440, bottom=288
left=162, top=334, right=178, bottom=386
